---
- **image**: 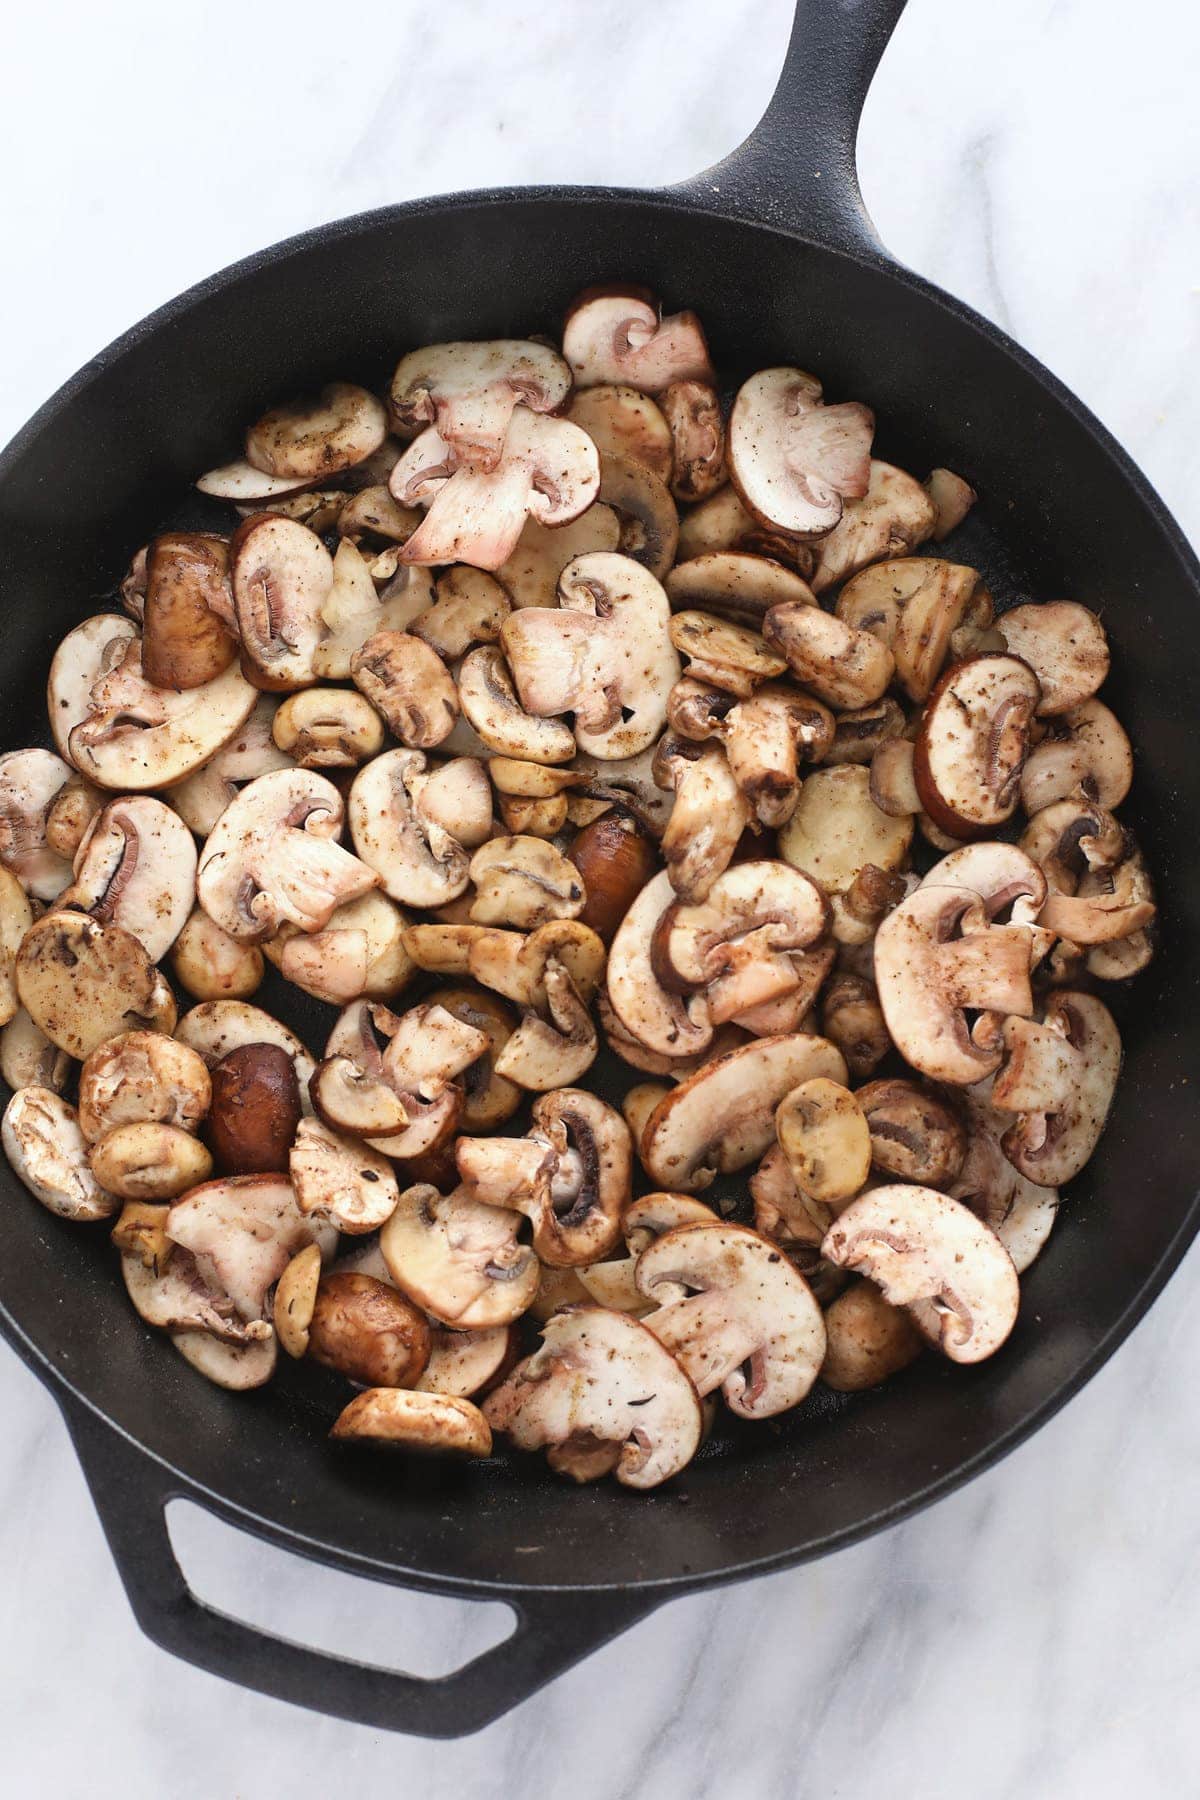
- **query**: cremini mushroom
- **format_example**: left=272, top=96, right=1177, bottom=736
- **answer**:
left=0, top=1008, right=70, bottom=1093
left=869, top=737, right=921, bottom=818
left=16, top=912, right=176, bottom=1060
left=172, top=1328, right=279, bottom=1391
left=208, top=1043, right=302, bottom=1175
left=1021, top=802, right=1154, bottom=945
left=350, top=628, right=459, bottom=748
left=990, top=990, right=1121, bottom=1185
left=651, top=860, right=829, bottom=1025
left=457, top=645, right=576, bottom=763
left=667, top=612, right=787, bottom=698
left=416, top=1322, right=520, bottom=1398
left=390, top=341, right=570, bottom=469
left=1020, top=698, right=1133, bottom=812
left=662, top=379, right=727, bottom=501
left=431, top=986, right=521, bottom=1129
left=0, top=749, right=75, bottom=900
left=121, top=1238, right=271, bottom=1343
left=78, top=1029, right=211, bottom=1144
left=914, top=655, right=1042, bottom=837
left=290, top=1115, right=400, bottom=1234
left=815, top=971, right=887, bottom=1079
left=313, top=1001, right=487, bottom=1161
left=312, top=541, right=435, bottom=680
left=246, top=382, right=388, bottom=480
left=90, top=1121, right=213, bottom=1200
left=820, top=1281, right=924, bottom=1391
left=949, top=1122, right=1058, bottom=1273
left=762, top=602, right=894, bottom=710
left=729, top=366, right=874, bottom=539
left=779, top=765, right=913, bottom=900
left=675, top=487, right=812, bottom=572
left=827, top=697, right=906, bottom=769
left=483, top=1304, right=702, bottom=1488
left=196, top=768, right=378, bottom=942
left=380, top=1181, right=539, bottom=1328
left=167, top=1174, right=332, bottom=1323
left=664, top=551, right=817, bottom=630
left=637, top=1222, right=827, bottom=1417
left=169, top=909, right=265, bottom=1002
left=332, top=1386, right=492, bottom=1455
left=273, top=1242, right=323, bottom=1358
left=468, top=835, right=585, bottom=927
left=669, top=677, right=833, bottom=829
left=167, top=694, right=293, bottom=838
left=306, top=1271, right=431, bottom=1387
left=2, top=1087, right=119, bottom=1220
left=653, top=736, right=750, bottom=903
left=566, top=812, right=658, bottom=943
left=565, top=384, right=673, bottom=479
left=574, top=1191, right=718, bottom=1313
left=607, top=869, right=713, bottom=1059
left=822, top=1184, right=1019, bottom=1364
left=265, top=891, right=412, bottom=1005
left=836, top=557, right=986, bottom=701
left=174, top=1000, right=316, bottom=1107
left=348, top=748, right=486, bottom=910
left=230, top=514, right=333, bottom=691
left=563, top=287, right=714, bottom=393
left=46, top=613, right=139, bottom=764
left=412, top=567, right=511, bottom=660
left=997, top=601, right=1109, bottom=715
left=596, top=451, right=679, bottom=580
left=809, top=460, right=937, bottom=594
left=61, top=795, right=196, bottom=961
left=856, top=1078, right=967, bottom=1187
left=45, top=773, right=103, bottom=863
left=270, top=689, right=384, bottom=769
left=142, top=533, right=238, bottom=690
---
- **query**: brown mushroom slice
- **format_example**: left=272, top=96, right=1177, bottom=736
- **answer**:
left=653, top=737, right=750, bottom=904
left=267, top=891, right=412, bottom=1006
left=491, top=956, right=599, bottom=1090
left=637, top=1222, right=826, bottom=1418
left=568, top=744, right=674, bottom=836
left=593, top=451, right=679, bottom=581
left=675, top=486, right=812, bottom=572
left=2, top=1086, right=118, bottom=1220
left=78, top=1029, right=211, bottom=1144
left=167, top=694, right=293, bottom=838
left=728, top=367, right=873, bottom=538
left=1022, top=809, right=1153, bottom=946
left=925, top=468, right=977, bottom=540
left=0, top=748, right=75, bottom=900
left=949, top=1128, right=1058, bottom=1274
left=457, top=645, right=576, bottom=763
left=496, top=503, right=622, bottom=609
left=813, top=972, right=885, bottom=1080
left=380, top=1182, right=538, bottom=1328
left=652, top=860, right=829, bottom=1024
left=664, top=551, right=817, bottom=631
left=920, top=842, right=1050, bottom=945
left=1019, top=699, right=1133, bottom=812
left=61, top=796, right=196, bottom=962
left=809, top=460, right=937, bottom=595
left=874, top=886, right=1034, bottom=1085
left=607, top=869, right=713, bottom=1059
left=140, top=532, right=237, bottom=691
left=465, top=918, right=606, bottom=1011
left=762, top=603, right=894, bottom=710
left=431, top=986, right=521, bottom=1130
left=348, top=628, right=457, bottom=749
left=390, top=341, right=569, bottom=469
left=410, top=568, right=510, bottom=662
left=779, top=764, right=913, bottom=897
left=566, top=811, right=658, bottom=943
left=856, top=1078, right=967, bottom=1186
left=641, top=1032, right=847, bottom=1191
left=991, top=990, right=1121, bottom=1185
left=196, top=768, right=378, bottom=942
left=662, top=380, right=727, bottom=502
left=667, top=611, right=786, bottom=699
left=272, top=1242, right=323, bottom=1357
left=47, top=614, right=140, bottom=764
left=869, top=737, right=921, bottom=818
left=776, top=1078, right=871, bottom=1207
left=168, top=1175, right=332, bottom=1324
left=468, top=835, right=584, bottom=928
left=229, top=514, right=333, bottom=692
left=563, top=288, right=713, bottom=393
left=66, top=640, right=258, bottom=793
left=826, top=698, right=906, bottom=770
left=16, top=912, right=176, bottom=1060
left=998, top=602, right=1109, bottom=716
left=822, top=1183, right=1019, bottom=1364
left=1087, top=930, right=1154, bottom=982
left=289, top=1115, right=399, bottom=1235
left=331, top=1386, right=491, bottom=1455
left=336, top=484, right=421, bottom=545
left=245, top=383, right=387, bottom=480
left=484, top=1304, right=701, bottom=1488
left=172, top=1326, right=279, bottom=1390
left=836, top=557, right=984, bottom=702
left=391, top=412, right=600, bottom=571
left=305, top=1272, right=431, bottom=1387
left=914, top=655, right=1042, bottom=838
left=196, top=458, right=313, bottom=502
left=416, top=1323, right=519, bottom=1399
left=820, top=1281, right=924, bottom=1391
left=0, top=869, right=31, bottom=1029
left=565, top=385, right=673, bottom=478
left=0, top=1008, right=70, bottom=1094
left=270, top=690, right=384, bottom=771
left=597, top=988, right=727, bottom=1077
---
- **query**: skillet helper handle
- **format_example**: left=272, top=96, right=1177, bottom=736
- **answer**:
left=60, top=1397, right=658, bottom=1737
left=673, top=0, right=909, bottom=256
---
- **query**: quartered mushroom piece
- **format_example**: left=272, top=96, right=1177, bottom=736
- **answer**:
left=121, top=1236, right=272, bottom=1346
left=62, top=795, right=196, bottom=961
left=728, top=367, right=874, bottom=537
left=652, top=736, right=750, bottom=903
left=669, top=676, right=832, bottom=830
left=661, top=380, right=727, bottom=501
left=667, top=612, right=787, bottom=698
left=332, top=1387, right=492, bottom=1456
left=775, top=1078, right=871, bottom=1208
left=1020, top=801, right=1154, bottom=946
left=91, top=1122, right=212, bottom=1201
left=563, top=287, right=714, bottom=393
left=380, top=1181, right=539, bottom=1328
left=412, top=567, right=511, bottom=660
left=836, top=557, right=988, bottom=702
left=2, top=1087, right=119, bottom=1220
left=245, top=382, right=388, bottom=480
left=390, top=340, right=570, bottom=469
left=483, top=1305, right=702, bottom=1488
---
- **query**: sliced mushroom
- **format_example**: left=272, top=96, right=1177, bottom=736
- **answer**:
left=748, top=1140, right=841, bottom=1275
left=949, top=1124, right=1058, bottom=1273
left=565, top=384, right=673, bottom=478
left=483, top=1305, right=702, bottom=1488
left=2, top=1087, right=118, bottom=1220
left=563, top=287, right=713, bottom=393
left=391, top=411, right=600, bottom=570
left=45, top=773, right=104, bottom=863
left=991, top=990, right=1121, bottom=1185
left=331, top=1386, right=492, bottom=1455
left=638, top=1222, right=826, bottom=1418
left=111, top=1197, right=173, bottom=1274
left=735, top=942, right=835, bottom=1037
left=640, top=1032, right=847, bottom=1191
left=167, top=1175, right=332, bottom=1323
left=925, top=468, right=977, bottom=540
left=0, top=749, right=74, bottom=901
left=776, top=1078, right=871, bottom=1207
left=997, top=602, right=1109, bottom=716
left=270, top=689, right=384, bottom=770
left=169, top=910, right=264, bottom=1002
left=47, top=613, right=139, bottom=761
left=826, top=697, right=907, bottom=769
left=809, top=460, right=937, bottom=595
left=315, top=1002, right=487, bottom=1161
left=311, top=541, right=435, bottom=680
left=196, top=460, right=313, bottom=502
left=607, top=869, right=713, bottom=1058
left=669, top=678, right=834, bottom=829
left=336, top=485, right=422, bottom=545
left=1019, top=699, right=1133, bottom=812
left=869, top=737, right=921, bottom=818
left=265, top=890, right=412, bottom=1005
left=1087, top=929, right=1154, bottom=982
left=167, top=695, right=293, bottom=837
left=651, top=860, right=829, bottom=1025
left=762, top=602, right=894, bottom=710
left=142, top=533, right=238, bottom=690
left=836, top=557, right=985, bottom=702
left=914, top=655, right=1041, bottom=837
left=573, top=1191, right=718, bottom=1313
left=1020, top=803, right=1154, bottom=945
left=274, top=1242, right=323, bottom=1357
left=246, top=383, right=388, bottom=480
left=675, top=485, right=813, bottom=573
left=78, top=1029, right=211, bottom=1144
left=490, top=953, right=599, bottom=1089
left=410, top=568, right=511, bottom=662
left=728, top=367, right=873, bottom=538
left=416, top=1322, right=520, bottom=1398
left=0, top=869, right=31, bottom=1029
left=380, top=1182, right=538, bottom=1328
left=821, top=1184, right=1019, bottom=1364
left=61, top=796, right=196, bottom=961
left=568, top=744, right=675, bottom=835
left=653, top=737, right=750, bottom=903
left=196, top=768, right=378, bottom=942
left=121, top=1240, right=270, bottom=1342
left=874, top=884, right=1034, bottom=1086
left=174, top=1001, right=316, bottom=1108
left=468, top=835, right=584, bottom=927
left=171, top=1327, right=279, bottom=1390
left=349, top=748, right=482, bottom=910
left=464, top=917, right=606, bottom=1008
left=820, top=1281, right=924, bottom=1391
left=662, top=379, right=727, bottom=502
left=432, top=986, right=521, bottom=1130
left=347, top=628, right=457, bottom=748
left=390, top=341, right=569, bottom=469
left=229, top=514, right=333, bottom=691
left=457, top=645, right=576, bottom=763
left=0, top=1008, right=70, bottom=1093
left=779, top=765, right=912, bottom=898
left=496, top=503, right=622, bottom=608
left=16, top=912, right=175, bottom=1059
left=90, top=1121, right=212, bottom=1200
left=667, top=612, right=787, bottom=698
left=289, top=1115, right=400, bottom=1234
left=664, top=551, right=817, bottom=630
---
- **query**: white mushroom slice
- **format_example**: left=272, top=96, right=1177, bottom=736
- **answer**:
left=607, top=869, right=712, bottom=1058
left=229, top=514, right=333, bottom=692
left=827, top=697, right=907, bottom=769
left=500, top=552, right=679, bottom=760
left=411, top=568, right=510, bottom=661
left=0, top=748, right=75, bottom=899
left=0, top=869, right=32, bottom=1028
left=390, top=341, right=570, bottom=469
left=821, top=1281, right=924, bottom=1391
left=565, top=384, right=673, bottom=478
left=575, top=1191, right=717, bottom=1314
left=925, top=468, right=977, bottom=540
left=67, top=640, right=258, bottom=793
left=47, top=614, right=139, bottom=765
left=167, top=695, right=293, bottom=838
left=997, top=602, right=1109, bottom=716
left=348, top=748, right=475, bottom=909
left=196, top=460, right=312, bottom=502
left=763, top=602, right=894, bottom=710
left=949, top=1128, right=1058, bottom=1273
left=641, top=1033, right=848, bottom=1191
left=822, top=1184, right=1019, bottom=1364
left=416, top=1323, right=518, bottom=1398
left=289, top=1115, right=399, bottom=1234
left=667, top=611, right=786, bottom=699
left=1019, top=801, right=1150, bottom=944
left=563, top=288, right=713, bottom=393
left=653, top=737, right=750, bottom=903
left=464, top=917, right=605, bottom=1009
left=728, top=367, right=873, bottom=538
left=244, top=383, right=387, bottom=480
left=169, top=911, right=264, bottom=1002
left=991, top=990, right=1121, bottom=1185
left=168, top=1175, right=331, bottom=1322
left=490, top=955, right=599, bottom=1089
left=457, top=645, right=576, bottom=763
left=331, top=1387, right=491, bottom=1454
left=15, top=913, right=175, bottom=1060
left=738, top=943, right=835, bottom=1038
left=61, top=796, right=196, bottom=961
left=349, top=629, right=459, bottom=749
left=0, top=1008, right=70, bottom=1093
left=380, top=1182, right=538, bottom=1328
left=416, top=756, right=493, bottom=849
left=637, top=1222, right=826, bottom=1417
left=390, top=412, right=600, bottom=571
left=270, top=690, right=384, bottom=770
left=468, top=836, right=584, bottom=928
left=779, top=765, right=913, bottom=895
left=675, top=484, right=809, bottom=570
left=266, top=890, right=412, bottom=1005
left=1087, top=930, right=1154, bottom=982
left=2, top=1086, right=118, bottom=1220
left=595, top=451, right=679, bottom=581
left=316, top=1002, right=487, bottom=1160
left=1048, top=847, right=1155, bottom=946
left=483, top=1305, right=702, bottom=1488
left=874, top=885, right=1034, bottom=1086
left=652, top=860, right=829, bottom=1025
left=664, top=551, right=817, bottom=631
left=175, top=1001, right=316, bottom=1109
left=272, top=1242, right=322, bottom=1357
left=196, top=768, right=378, bottom=942
left=568, top=743, right=674, bottom=834
left=809, top=460, right=937, bottom=595
left=920, top=840, right=1049, bottom=931
left=668, top=678, right=833, bottom=830
left=172, top=1327, right=279, bottom=1390
left=1019, top=699, right=1133, bottom=812
left=78, top=1030, right=211, bottom=1144
left=836, top=557, right=984, bottom=702
left=121, top=1242, right=270, bottom=1344
left=914, top=655, right=1041, bottom=837
left=776, top=1078, right=871, bottom=1207
left=336, top=484, right=420, bottom=544
left=311, top=541, right=435, bottom=680
left=497, top=504, right=622, bottom=609
left=662, top=379, right=727, bottom=502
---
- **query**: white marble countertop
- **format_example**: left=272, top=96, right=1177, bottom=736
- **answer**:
left=2, top=0, right=1199, bottom=1793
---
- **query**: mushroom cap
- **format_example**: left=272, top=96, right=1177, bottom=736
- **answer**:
left=167, top=1174, right=332, bottom=1323
left=289, top=1115, right=400, bottom=1234
left=63, top=795, right=196, bottom=962
left=196, top=767, right=378, bottom=942
left=914, top=654, right=1041, bottom=838
left=0, top=747, right=75, bottom=900
left=562, top=288, right=714, bottom=393
left=306, top=1271, right=431, bottom=1388
left=2, top=1086, right=118, bottom=1220
left=245, top=382, right=388, bottom=480
left=637, top=1222, right=827, bottom=1419
left=595, top=451, right=679, bottom=581
left=729, top=367, right=874, bottom=538
left=331, top=1386, right=493, bottom=1456
left=641, top=1031, right=848, bottom=1191
left=821, top=1183, right=1019, bottom=1364
left=820, top=1281, right=924, bottom=1392
left=273, top=1241, right=323, bottom=1357
left=90, top=1121, right=213, bottom=1201
left=142, top=531, right=238, bottom=691
left=380, top=1182, right=538, bottom=1329
left=175, top=1000, right=316, bottom=1108
left=607, top=869, right=713, bottom=1059
left=483, top=1304, right=702, bottom=1488
left=390, top=340, right=570, bottom=469
left=15, top=911, right=176, bottom=1060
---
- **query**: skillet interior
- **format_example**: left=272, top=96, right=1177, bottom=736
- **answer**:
left=1, top=192, right=1197, bottom=1597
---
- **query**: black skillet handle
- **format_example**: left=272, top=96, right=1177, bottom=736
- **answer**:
left=60, top=1396, right=657, bottom=1737
left=673, top=0, right=909, bottom=257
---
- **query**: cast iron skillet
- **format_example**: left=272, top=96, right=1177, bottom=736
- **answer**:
left=0, top=0, right=1197, bottom=1739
